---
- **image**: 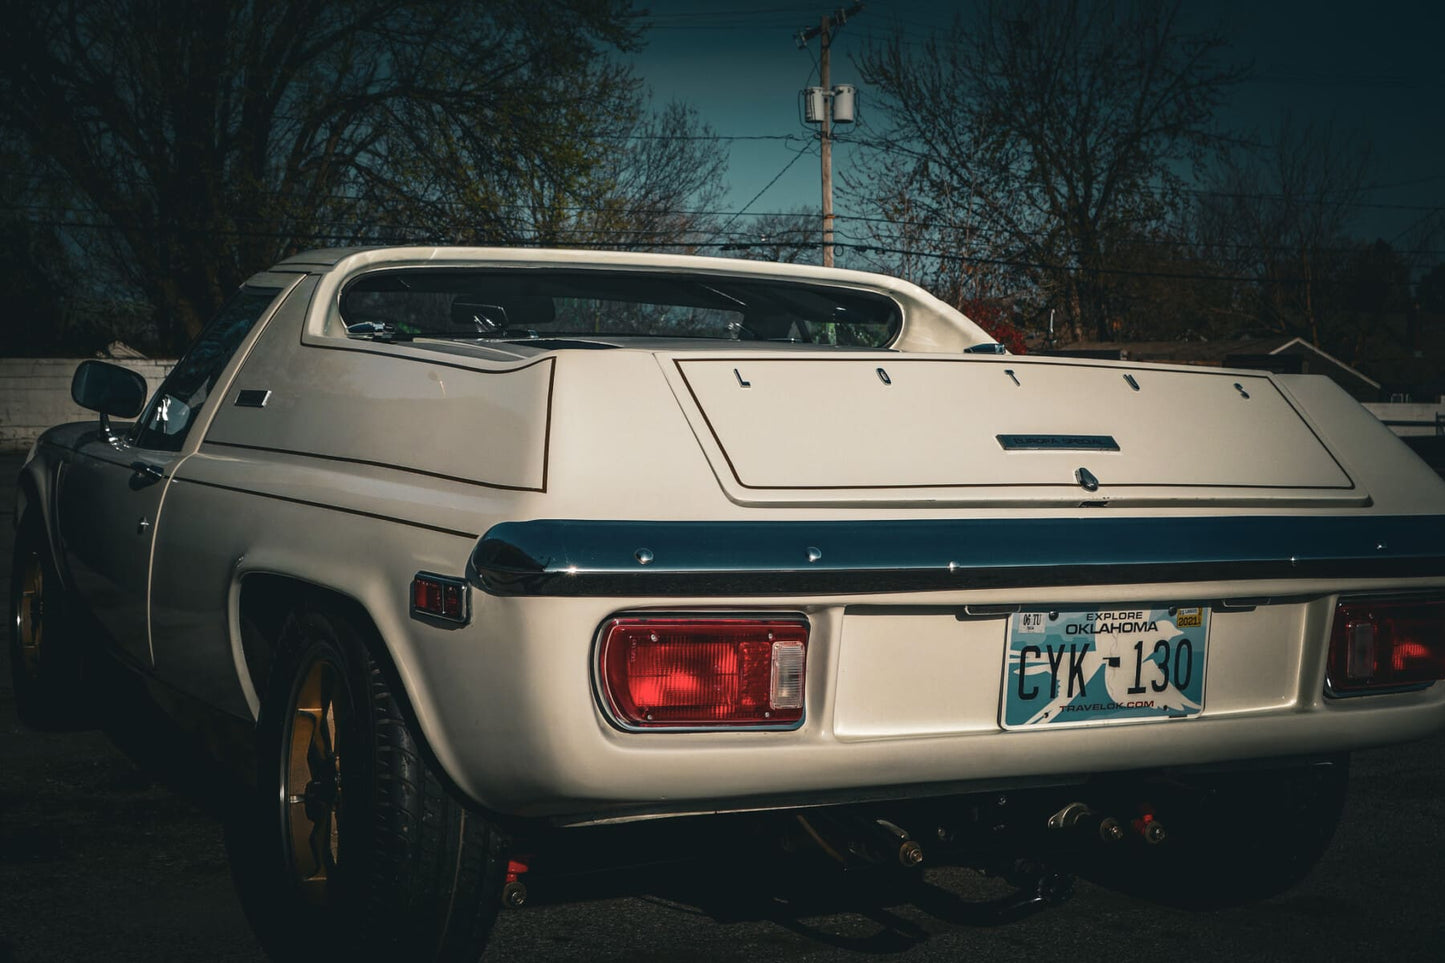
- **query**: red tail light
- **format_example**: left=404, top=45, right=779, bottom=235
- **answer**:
left=1327, top=597, right=1445, bottom=695
left=597, top=617, right=808, bottom=728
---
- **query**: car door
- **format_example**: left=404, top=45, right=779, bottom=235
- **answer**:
left=55, top=279, right=298, bottom=668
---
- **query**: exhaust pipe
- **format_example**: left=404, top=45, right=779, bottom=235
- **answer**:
left=1047, top=802, right=1126, bottom=843
left=1132, top=812, right=1166, bottom=845
left=796, top=813, right=925, bottom=868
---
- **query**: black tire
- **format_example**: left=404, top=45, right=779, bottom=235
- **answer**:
left=8, top=512, right=88, bottom=730
left=1086, top=756, right=1350, bottom=908
left=236, top=602, right=505, bottom=961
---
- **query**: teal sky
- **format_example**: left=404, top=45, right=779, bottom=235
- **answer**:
left=631, top=0, right=1445, bottom=251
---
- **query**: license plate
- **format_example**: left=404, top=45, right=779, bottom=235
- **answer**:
left=1002, top=606, right=1209, bottom=729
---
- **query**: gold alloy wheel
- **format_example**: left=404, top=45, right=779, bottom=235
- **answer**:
left=283, top=652, right=349, bottom=904
left=14, top=550, right=44, bottom=676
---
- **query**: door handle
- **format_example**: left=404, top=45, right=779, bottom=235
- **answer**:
left=130, top=461, right=164, bottom=483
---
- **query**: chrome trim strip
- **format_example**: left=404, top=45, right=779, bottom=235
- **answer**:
left=469, top=515, right=1445, bottom=597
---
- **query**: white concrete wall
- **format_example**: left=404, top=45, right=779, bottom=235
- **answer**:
left=0, top=358, right=174, bottom=451
left=1363, top=402, right=1445, bottom=438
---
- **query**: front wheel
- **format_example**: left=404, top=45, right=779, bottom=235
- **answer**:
left=237, top=602, right=505, bottom=961
left=8, top=513, right=88, bottom=730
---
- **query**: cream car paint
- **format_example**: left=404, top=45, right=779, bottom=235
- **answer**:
left=20, top=247, right=1445, bottom=828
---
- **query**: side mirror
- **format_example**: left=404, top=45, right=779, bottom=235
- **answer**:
left=71, top=360, right=149, bottom=424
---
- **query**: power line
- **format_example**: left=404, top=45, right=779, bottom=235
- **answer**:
left=712, top=144, right=816, bottom=241
left=843, top=137, right=1445, bottom=213
left=830, top=224, right=1445, bottom=259
left=14, top=209, right=1430, bottom=289
left=9, top=197, right=1442, bottom=261
left=645, top=5, right=821, bottom=28
left=827, top=239, right=1423, bottom=287
left=620, top=133, right=804, bottom=142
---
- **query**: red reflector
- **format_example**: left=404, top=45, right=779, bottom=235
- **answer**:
left=598, top=618, right=808, bottom=728
left=1328, top=598, right=1445, bottom=694
left=410, top=573, right=469, bottom=624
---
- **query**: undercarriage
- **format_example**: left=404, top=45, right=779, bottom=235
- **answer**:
left=504, top=755, right=1350, bottom=918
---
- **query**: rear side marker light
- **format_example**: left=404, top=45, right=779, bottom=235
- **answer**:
left=1327, top=597, right=1445, bottom=695
left=597, top=617, right=808, bottom=728
left=411, top=572, right=470, bottom=624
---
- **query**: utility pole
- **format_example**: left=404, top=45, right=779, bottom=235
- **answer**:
left=819, top=14, right=835, bottom=267
left=799, top=3, right=862, bottom=268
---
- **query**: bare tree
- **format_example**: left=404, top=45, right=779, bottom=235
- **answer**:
left=851, top=0, right=1244, bottom=340
left=363, top=92, right=727, bottom=252
left=1196, top=116, right=1372, bottom=345
left=492, top=99, right=728, bottom=252
left=1420, top=262, right=1445, bottom=317
left=722, top=208, right=822, bottom=264
left=0, top=0, right=721, bottom=351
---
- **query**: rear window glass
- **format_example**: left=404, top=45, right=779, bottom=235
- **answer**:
left=339, top=269, right=900, bottom=347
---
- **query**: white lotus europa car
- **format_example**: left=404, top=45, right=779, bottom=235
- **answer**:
left=11, top=247, right=1445, bottom=960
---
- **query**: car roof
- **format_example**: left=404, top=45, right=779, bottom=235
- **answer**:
left=261, top=246, right=994, bottom=354
left=270, top=246, right=913, bottom=289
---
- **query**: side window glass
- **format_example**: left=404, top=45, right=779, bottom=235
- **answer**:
left=131, top=286, right=282, bottom=451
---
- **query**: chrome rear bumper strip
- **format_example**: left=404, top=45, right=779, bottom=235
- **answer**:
left=470, top=514, right=1445, bottom=597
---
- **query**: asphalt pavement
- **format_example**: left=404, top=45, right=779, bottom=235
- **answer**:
left=2, top=449, right=1444, bottom=962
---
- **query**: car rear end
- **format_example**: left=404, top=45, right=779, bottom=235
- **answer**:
left=208, top=249, right=1445, bottom=934
left=438, top=349, right=1445, bottom=826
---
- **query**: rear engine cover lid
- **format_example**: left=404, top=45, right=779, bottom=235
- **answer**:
left=671, top=357, right=1357, bottom=505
